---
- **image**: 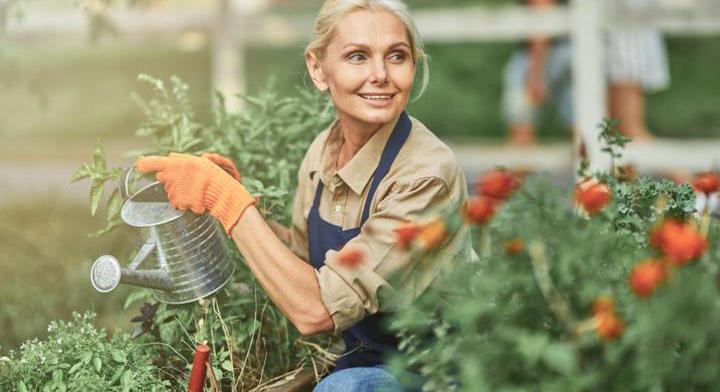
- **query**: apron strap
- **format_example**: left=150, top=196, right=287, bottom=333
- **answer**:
left=311, top=178, right=324, bottom=210
left=360, top=112, right=412, bottom=225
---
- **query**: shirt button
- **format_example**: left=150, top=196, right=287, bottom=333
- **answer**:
left=334, top=205, right=343, bottom=213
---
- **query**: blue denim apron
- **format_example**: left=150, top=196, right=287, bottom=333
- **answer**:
left=307, top=112, right=411, bottom=371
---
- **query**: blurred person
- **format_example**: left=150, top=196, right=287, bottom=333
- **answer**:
left=502, top=0, right=670, bottom=145
left=605, top=0, right=671, bottom=141
left=502, top=0, right=574, bottom=146
left=136, top=1, right=475, bottom=391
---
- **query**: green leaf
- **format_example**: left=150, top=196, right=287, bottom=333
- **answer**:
left=93, top=143, right=107, bottom=173
left=81, top=351, right=93, bottom=365
left=93, top=355, right=102, bottom=373
left=52, top=369, right=63, bottom=384
left=106, top=189, right=122, bottom=221
left=110, top=349, right=127, bottom=364
left=123, top=289, right=152, bottom=310
left=516, top=332, right=549, bottom=365
left=109, top=366, right=125, bottom=385
left=70, top=164, right=92, bottom=182
left=212, top=366, right=222, bottom=381
left=221, top=360, right=233, bottom=372
left=159, top=321, right=177, bottom=344
left=69, top=361, right=83, bottom=374
left=90, top=180, right=104, bottom=216
left=542, top=342, right=577, bottom=376
left=121, top=369, right=133, bottom=392
left=17, top=381, right=29, bottom=392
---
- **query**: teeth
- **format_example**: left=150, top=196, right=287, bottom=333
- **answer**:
left=361, top=94, right=392, bottom=100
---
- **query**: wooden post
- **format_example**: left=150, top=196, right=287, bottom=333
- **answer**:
left=570, top=0, right=610, bottom=175
left=211, top=0, right=267, bottom=113
left=212, top=0, right=242, bottom=113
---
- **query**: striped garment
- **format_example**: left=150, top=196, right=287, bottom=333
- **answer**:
left=605, top=0, right=671, bottom=92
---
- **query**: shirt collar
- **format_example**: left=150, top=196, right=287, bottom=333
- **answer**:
left=319, top=113, right=403, bottom=195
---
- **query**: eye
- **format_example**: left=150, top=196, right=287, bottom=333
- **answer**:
left=388, top=51, right=409, bottom=63
left=347, top=52, right=366, bottom=63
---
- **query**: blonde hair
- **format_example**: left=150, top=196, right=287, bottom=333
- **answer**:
left=305, top=0, right=430, bottom=99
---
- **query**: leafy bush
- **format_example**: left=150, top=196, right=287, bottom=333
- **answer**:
left=69, top=75, right=336, bottom=389
left=0, top=312, right=172, bottom=391
left=386, top=142, right=719, bottom=391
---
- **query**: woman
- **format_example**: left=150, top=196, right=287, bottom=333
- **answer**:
left=137, top=0, right=474, bottom=390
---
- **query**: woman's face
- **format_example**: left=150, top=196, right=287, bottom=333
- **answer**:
left=307, top=9, right=416, bottom=129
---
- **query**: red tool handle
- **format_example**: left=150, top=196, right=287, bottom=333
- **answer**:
left=188, top=344, right=211, bottom=392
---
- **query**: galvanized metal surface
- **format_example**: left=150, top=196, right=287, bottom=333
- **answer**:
left=90, top=171, right=236, bottom=304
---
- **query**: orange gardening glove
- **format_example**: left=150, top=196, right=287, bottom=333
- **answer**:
left=201, top=152, right=241, bottom=182
left=136, top=152, right=255, bottom=234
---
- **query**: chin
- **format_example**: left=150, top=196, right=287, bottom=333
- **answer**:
left=353, top=106, right=403, bottom=126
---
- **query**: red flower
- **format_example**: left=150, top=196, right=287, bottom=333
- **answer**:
left=394, top=223, right=421, bottom=250
left=504, top=238, right=524, bottom=256
left=629, top=259, right=666, bottom=298
left=650, top=219, right=707, bottom=265
left=475, top=169, right=519, bottom=199
left=595, top=311, right=625, bottom=342
left=464, top=196, right=498, bottom=225
left=575, top=179, right=611, bottom=215
left=337, top=247, right=365, bottom=268
left=591, top=296, right=615, bottom=316
left=692, top=172, right=720, bottom=195
left=417, top=219, right=447, bottom=251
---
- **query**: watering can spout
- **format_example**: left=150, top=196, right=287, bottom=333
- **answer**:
left=91, top=255, right=173, bottom=292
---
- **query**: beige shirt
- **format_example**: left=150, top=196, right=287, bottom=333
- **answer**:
left=288, top=114, right=475, bottom=333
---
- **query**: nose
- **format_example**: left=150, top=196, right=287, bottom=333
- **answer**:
left=369, top=58, right=387, bottom=84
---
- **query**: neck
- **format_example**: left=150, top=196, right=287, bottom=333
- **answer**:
left=336, top=114, right=383, bottom=170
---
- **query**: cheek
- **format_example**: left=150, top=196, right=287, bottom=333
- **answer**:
left=390, top=65, right=416, bottom=92
left=326, top=66, right=368, bottom=93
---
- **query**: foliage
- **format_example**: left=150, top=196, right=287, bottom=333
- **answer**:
left=0, top=312, right=173, bottom=391
left=70, top=75, right=335, bottom=389
left=128, top=74, right=334, bottom=220
left=387, top=162, right=720, bottom=391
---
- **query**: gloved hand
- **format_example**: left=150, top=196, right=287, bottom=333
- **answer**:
left=201, top=152, right=241, bottom=182
left=136, top=152, right=255, bottom=234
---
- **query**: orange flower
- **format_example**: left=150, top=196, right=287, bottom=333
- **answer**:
left=692, top=172, right=720, bottom=195
left=504, top=238, right=524, bottom=256
left=595, top=311, right=625, bottom=342
left=629, top=259, right=666, bottom=298
left=337, top=247, right=365, bottom=268
left=475, top=169, right=519, bottom=199
left=417, top=219, right=447, bottom=251
left=394, top=223, right=421, bottom=250
left=650, top=219, right=707, bottom=265
left=575, top=178, right=611, bottom=215
left=591, top=296, right=615, bottom=316
left=464, top=196, right=498, bottom=225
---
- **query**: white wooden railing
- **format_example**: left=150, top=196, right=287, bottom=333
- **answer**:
left=6, top=0, right=720, bottom=173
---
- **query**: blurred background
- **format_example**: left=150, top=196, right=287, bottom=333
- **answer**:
left=1, top=0, right=719, bottom=350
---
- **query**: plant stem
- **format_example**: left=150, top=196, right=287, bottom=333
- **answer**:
left=480, top=228, right=492, bottom=259
left=699, top=206, right=717, bottom=275
left=528, top=240, right=577, bottom=331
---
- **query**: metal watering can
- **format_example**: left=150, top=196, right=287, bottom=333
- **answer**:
left=90, top=168, right=236, bottom=304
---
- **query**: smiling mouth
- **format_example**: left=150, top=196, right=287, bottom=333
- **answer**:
left=358, top=93, right=395, bottom=101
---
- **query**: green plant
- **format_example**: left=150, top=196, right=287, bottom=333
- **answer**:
left=385, top=158, right=720, bottom=391
left=0, top=312, right=174, bottom=391
left=72, top=75, right=336, bottom=389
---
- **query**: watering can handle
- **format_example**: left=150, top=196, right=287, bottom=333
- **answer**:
left=120, top=166, right=136, bottom=201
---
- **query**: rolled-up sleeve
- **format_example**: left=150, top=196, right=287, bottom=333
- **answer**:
left=316, top=176, right=466, bottom=333
left=288, top=146, right=312, bottom=261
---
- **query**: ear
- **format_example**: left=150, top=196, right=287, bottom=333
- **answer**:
left=305, top=51, right=329, bottom=92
